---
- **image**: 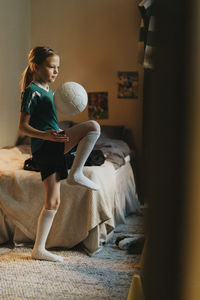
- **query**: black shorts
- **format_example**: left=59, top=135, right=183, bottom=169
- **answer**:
left=32, top=139, right=68, bottom=181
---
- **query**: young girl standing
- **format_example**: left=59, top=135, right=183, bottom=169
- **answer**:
left=19, top=46, right=100, bottom=262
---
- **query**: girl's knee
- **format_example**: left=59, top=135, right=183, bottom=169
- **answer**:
left=43, top=173, right=61, bottom=210
left=88, top=120, right=101, bottom=133
left=45, top=197, right=60, bottom=210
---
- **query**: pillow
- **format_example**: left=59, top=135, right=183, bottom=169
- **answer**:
left=59, top=122, right=125, bottom=139
left=100, top=125, right=124, bottom=140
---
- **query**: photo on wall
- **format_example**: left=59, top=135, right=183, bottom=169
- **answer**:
left=117, top=71, right=139, bottom=99
left=88, top=92, right=108, bottom=120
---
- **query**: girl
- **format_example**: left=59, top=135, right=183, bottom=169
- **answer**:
left=19, top=46, right=100, bottom=262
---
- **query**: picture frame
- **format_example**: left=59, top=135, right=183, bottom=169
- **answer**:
left=117, top=71, right=139, bottom=99
left=88, top=92, right=108, bottom=119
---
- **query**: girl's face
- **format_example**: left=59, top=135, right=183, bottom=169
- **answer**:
left=35, top=55, right=60, bottom=85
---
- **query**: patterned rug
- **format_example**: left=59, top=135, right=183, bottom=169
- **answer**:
left=0, top=214, right=144, bottom=300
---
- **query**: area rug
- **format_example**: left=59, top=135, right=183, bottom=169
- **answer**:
left=0, top=214, right=144, bottom=300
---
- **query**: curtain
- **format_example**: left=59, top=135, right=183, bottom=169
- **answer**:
left=137, top=0, right=155, bottom=69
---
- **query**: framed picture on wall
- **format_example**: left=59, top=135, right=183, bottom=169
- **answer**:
left=88, top=92, right=108, bottom=120
left=117, top=71, right=139, bottom=99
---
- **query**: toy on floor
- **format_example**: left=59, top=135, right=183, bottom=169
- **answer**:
left=115, top=234, right=145, bottom=254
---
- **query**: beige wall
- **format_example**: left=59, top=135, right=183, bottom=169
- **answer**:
left=31, top=0, right=143, bottom=154
left=0, top=0, right=30, bottom=147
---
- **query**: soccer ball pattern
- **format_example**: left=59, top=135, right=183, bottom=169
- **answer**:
left=54, top=82, right=88, bottom=116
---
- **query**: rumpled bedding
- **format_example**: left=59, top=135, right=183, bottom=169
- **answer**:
left=0, top=143, right=140, bottom=254
left=95, top=137, right=132, bottom=169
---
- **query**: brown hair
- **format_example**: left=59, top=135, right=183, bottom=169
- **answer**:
left=20, top=46, right=57, bottom=92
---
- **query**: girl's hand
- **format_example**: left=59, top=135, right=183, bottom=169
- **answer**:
left=19, top=112, right=69, bottom=142
left=45, top=129, right=69, bottom=142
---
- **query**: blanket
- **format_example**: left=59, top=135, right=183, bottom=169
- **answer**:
left=95, top=137, right=131, bottom=169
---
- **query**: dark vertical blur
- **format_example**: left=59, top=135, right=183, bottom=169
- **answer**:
left=143, top=0, right=191, bottom=299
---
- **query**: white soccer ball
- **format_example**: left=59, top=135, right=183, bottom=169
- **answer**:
left=54, top=82, right=88, bottom=116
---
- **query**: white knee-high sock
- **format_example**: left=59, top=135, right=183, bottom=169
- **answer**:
left=67, top=130, right=100, bottom=190
left=32, top=208, right=63, bottom=262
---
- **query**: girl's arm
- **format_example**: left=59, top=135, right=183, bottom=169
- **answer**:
left=19, top=112, right=69, bottom=142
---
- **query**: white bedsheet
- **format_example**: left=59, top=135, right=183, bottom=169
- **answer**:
left=0, top=146, right=140, bottom=254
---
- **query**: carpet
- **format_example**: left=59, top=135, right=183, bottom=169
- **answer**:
left=0, top=213, right=144, bottom=300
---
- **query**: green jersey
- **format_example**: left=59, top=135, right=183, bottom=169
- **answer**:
left=20, top=82, right=59, bottom=153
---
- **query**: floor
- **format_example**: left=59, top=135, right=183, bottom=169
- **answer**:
left=0, top=212, right=145, bottom=300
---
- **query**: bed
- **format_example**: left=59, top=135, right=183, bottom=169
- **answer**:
left=0, top=122, right=141, bottom=255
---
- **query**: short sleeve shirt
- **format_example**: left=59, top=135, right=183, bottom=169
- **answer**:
left=21, top=82, right=59, bottom=153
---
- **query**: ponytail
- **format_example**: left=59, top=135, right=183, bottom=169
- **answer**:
left=20, top=46, right=57, bottom=92
left=20, top=65, right=33, bottom=92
